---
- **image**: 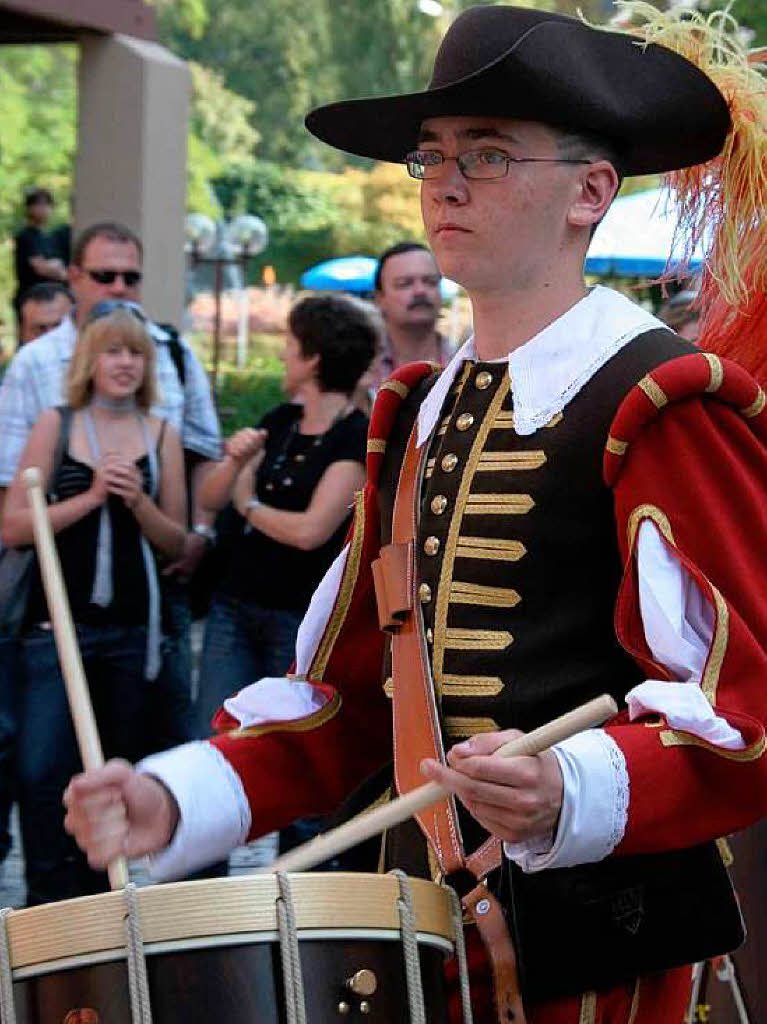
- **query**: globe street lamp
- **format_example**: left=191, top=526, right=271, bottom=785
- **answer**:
left=185, top=213, right=269, bottom=390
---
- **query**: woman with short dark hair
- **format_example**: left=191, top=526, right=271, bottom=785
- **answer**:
left=196, top=294, right=379, bottom=743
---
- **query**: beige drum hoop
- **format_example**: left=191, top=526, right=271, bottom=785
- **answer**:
left=4, top=872, right=456, bottom=977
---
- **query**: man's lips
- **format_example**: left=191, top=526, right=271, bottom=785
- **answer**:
left=435, top=222, right=471, bottom=234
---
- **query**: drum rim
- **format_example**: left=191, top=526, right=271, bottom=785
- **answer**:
left=4, top=872, right=456, bottom=971
left=11, top=928, right=456, bottom=981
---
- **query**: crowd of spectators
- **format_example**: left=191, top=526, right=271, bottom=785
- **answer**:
left=0, top=215, right=447, bottom=905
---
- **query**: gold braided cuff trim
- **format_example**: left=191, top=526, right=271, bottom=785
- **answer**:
left=545, top=411, right=563, bottom=428
left=491, top=410, right=515, bottom=429
left=741, top=388, right=766, bottom=418
left=659, top=729, right=766, bottom=761
left=229, top=691, right=342, bottom=739
left=638, top=375, right=669, bottom=409
left=606, top=435, right=628, bottom=456
left=379, top=379, right=409, bottom=398
left=703, top=352, right=724, bottom=392
left=627, top=503, right=676, bottom=550
left=366, top=438, right=386, bottom=455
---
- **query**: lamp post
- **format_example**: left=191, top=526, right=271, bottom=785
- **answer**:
left=185, top=213, right=269, bottom=391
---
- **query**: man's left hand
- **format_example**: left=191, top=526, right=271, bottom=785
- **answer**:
left=420, top=729, right=563, bottom=843
left=163, top=531, right=207, bottom=581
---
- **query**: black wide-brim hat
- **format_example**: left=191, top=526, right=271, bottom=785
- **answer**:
left=305, top=5, right=730, bottom=176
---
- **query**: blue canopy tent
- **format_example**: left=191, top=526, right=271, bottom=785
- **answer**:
left=585, top=188, right=705, bottom=277
left=300, top=256, right=379, bottom=293
left=300, top=254, right=461, bottom=298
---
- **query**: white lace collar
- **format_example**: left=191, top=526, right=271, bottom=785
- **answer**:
left=417, top=285, right=665, bottom=444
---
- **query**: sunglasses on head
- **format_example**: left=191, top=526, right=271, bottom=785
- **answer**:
left=85, top=299, right=147, bottom=327
left=85, top=268, right=143, bottom=287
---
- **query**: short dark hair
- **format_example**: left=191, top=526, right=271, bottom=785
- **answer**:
left=19, top=282, right=74, bottom=309
left=553, top=128, right=625, bottom=239
left=72, top=222, right=143, bottom=267
left=374, top=242, right=433, bottom=291
left=25, top=187, right=54, bottom=208
left=288, top=294, right=380, bottom=395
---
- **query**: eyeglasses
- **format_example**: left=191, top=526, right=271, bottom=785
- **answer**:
left=85, top=299, right=147, bottom=326
left=84, top=268, right=143, bottom=287
left=405, top=148, right=592, bottom=181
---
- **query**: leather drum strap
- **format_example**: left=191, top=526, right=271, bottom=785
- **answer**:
left=374, top=420, right=527, bottom=1024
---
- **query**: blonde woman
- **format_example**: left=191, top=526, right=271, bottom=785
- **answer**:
left=2, top=300, right=185, bottom=905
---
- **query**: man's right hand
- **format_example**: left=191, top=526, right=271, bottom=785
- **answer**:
left=63, top=760, right=180, bottom=869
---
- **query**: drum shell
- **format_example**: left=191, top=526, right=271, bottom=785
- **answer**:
left=4, top=873, right=456, bottom=1024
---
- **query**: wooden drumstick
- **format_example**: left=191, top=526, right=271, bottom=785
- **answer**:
left=267, top=693, right=618, bottom=874
left=22, top=467, right=129, bottom=891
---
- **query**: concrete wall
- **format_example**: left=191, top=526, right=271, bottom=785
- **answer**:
left=75, top=34, right=189, bottom=325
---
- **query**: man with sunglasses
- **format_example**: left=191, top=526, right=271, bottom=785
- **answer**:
left=63, top=6, right=767, bottom=1022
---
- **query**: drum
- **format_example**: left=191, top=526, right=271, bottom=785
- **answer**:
left=2, top=872, right=459, bottom=1023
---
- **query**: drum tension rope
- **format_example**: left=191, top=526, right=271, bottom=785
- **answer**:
left=276, top=871, right=308, bottom=1024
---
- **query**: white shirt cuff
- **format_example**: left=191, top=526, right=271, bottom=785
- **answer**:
left=138, top=741, right=251, bottom=881
left=504, top=728, right=628, bottom=872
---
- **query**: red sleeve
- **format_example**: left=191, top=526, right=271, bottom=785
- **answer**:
left=608, top=394, right=767, bottom=856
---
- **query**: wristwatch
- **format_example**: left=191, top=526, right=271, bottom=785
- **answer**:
left=192, top=523, right=216, bottom=543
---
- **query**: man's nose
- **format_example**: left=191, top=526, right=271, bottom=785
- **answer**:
left=429, top=163, right=469, bottom=204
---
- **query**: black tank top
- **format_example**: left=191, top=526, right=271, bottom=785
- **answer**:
left=24, top=450, right=156, bottom=629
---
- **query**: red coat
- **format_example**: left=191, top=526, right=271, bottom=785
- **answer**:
left=211, top=353, right=767, bottom=858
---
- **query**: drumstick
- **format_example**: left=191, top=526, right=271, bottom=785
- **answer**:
left=267, top=693, right=618, bottom=874
left=22, top=467, right=129, bottom=890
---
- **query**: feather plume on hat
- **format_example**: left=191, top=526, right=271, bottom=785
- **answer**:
left=614, top=2, right=767, bottom=384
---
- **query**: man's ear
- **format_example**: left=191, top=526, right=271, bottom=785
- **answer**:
left=567, top=160, right=619, bottom=231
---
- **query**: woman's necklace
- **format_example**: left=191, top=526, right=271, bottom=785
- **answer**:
left=93, top=394, right=138, bottom=412
left=262, top=402, right=352, bottom=492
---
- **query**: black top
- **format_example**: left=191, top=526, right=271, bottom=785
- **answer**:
left=218, top=403, right=368, bottom=612
left=13, top=225, right=66, bottom=300
left=24, top=452, right=154, bottom=629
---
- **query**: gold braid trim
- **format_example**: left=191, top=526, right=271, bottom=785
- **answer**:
left=309, top=489, right=366, bottom=680
left=742, top=388, right=766, bottom=418
left=627, top=979, right=641, bottom=1024
left=701, top=586, right=729, bottom=704
left=379, top=379, right=409, bottom=398
left=228, top=691, right=342, bottom=739
left=637, top=375, right=669, bottom=410
left=367, top=438, right=386, bottom=455
left=627, top=505, right=729, bottom=707
left=579, top=991, right=598, bottom=1024
left=703, top=352, right=724, bottom=392
left=606, top=435, right=628, bottom=456
left=660, top=729, right=766, bottom=761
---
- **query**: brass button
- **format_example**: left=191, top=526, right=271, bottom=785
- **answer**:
left=456, top=412, right=475, bottom=431
left=475, top=370, right=493, bottom=390
left=441, top=452, right=458, bottom=473
left=424, top=536, right=440, bottom=556
left=426, top=628, right=434, bottom=643
left=418, top=582, right=432, bottom=604
left=431, top=494, right=448, bottom=515
left=347, top=970, right=378, bottom=997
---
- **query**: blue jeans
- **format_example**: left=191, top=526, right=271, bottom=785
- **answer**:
left=151, top=577, right=198, bottom=748
left=0, top=638, right=20, bottom=863
left=17, top=622, right=152, bottom=906
left=197, top=596, right=302, bottom=738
